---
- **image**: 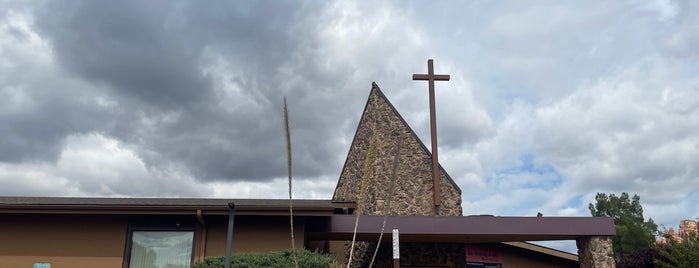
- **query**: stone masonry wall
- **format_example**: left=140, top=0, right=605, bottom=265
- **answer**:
left=333, top=84, right=463, bottom=267
left=577, top=236, right=615, bottom=268
left=333, top=84, right=462, bottom=217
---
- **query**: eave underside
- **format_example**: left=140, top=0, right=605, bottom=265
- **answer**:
left=307, top=215, right=615, bottom=243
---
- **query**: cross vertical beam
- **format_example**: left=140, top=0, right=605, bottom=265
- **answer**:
left=413, top=59, right=450, bottom=207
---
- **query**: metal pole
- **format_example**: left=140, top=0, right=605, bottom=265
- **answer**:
left=392, top=228, right=400, bottom=268
left=224, top=202, right=235, bottom=268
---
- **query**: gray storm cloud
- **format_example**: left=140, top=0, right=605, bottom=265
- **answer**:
left=25, top=1, right=353, bottom=182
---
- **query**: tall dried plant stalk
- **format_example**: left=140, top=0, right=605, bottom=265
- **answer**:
left=347, top=130, right=379, bottom=268
left=284, top=97, right=299, bottom=268
left=368, top=133, right=403, bottom=268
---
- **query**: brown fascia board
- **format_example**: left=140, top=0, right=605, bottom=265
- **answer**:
left=333, top=82, right=462, bottom=198
left=0, top=197, right=346, bottom=216
left=306, top=215, right=615, bottom=243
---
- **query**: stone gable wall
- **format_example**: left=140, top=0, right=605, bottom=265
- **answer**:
left=333, top=85, right=463, bottom=267
left=333, top=86, right=462, bottom=217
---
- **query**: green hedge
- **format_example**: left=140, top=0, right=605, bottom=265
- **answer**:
left=193, top=249, right=335, bottom=268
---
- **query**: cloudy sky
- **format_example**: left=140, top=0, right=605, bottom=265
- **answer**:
left=1, top=0, right=698, bottom=251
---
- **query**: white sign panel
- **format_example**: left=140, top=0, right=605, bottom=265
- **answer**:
left=392, top=228, right=400, bottom=259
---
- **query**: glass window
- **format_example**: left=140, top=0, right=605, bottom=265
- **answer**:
left=128, top=231, right=194, bottom=268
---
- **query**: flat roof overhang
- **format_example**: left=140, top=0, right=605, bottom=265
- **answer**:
left=307, top=215, right=615, bottom=243
left=0, top=197, right=356, bottom=217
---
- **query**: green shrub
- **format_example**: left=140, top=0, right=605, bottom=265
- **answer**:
left=194, top=249, right=335, bottom=268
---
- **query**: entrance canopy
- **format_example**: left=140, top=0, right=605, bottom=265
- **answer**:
left=307, top=215, right=615, bottom=243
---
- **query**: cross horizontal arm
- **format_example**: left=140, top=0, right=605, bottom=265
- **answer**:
left=412, top=74, right=450, bottom=81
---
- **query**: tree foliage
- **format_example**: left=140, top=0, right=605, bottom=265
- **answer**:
left=615, top=247, right=662, bottom=268
left=655, top=232, right=699, bottom=268
left=588, top=192, right=658, bottom=258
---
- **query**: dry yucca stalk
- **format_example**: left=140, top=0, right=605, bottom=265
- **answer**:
left=368, top=132, right=403, bottom=268
left=347, top=130, right=379, bottom=268
left=283, top=97, right=298, bottom=268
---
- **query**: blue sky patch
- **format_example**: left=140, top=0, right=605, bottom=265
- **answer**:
left=566, top=195, right=584, bottom=208
left=489, top=154, right=563, bottom=190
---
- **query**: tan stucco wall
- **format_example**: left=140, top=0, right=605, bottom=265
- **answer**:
left=0, top=213, right=310, bottom=267
left=0, top=214, right=128, bottom=268
left=202, top=215, right=305, bottom=256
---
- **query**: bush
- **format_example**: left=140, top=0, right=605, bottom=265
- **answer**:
left=615, top=247, right=662, bottom=268
left=194, top=249, right=335, bottom=268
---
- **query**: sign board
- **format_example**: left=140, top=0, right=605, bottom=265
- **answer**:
left=465, top=245, right=501, bottom=268
left=465, top=245, right=501, bottom=263
left=392, top=228, right=400, bottom=259
left=33, top=263, right=51, bottom=268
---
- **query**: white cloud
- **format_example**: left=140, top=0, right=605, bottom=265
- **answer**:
left=0, top=133, right=199, bottom=197
left=209, top=176, right=336, bottom=199
left=458, top=55, right=699, bottom=232
left=0, top=163, right=81, bottom=196
left=0, top=9, right=53, bottom=67
left=635, top=0, right=679, bottom=22
left=0, top=132, right=334, bottom=199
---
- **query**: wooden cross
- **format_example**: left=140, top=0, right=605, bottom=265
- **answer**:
left=413, top=59, right=450, bottom=207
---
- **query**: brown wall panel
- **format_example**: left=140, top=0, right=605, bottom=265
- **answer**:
left=1, top=256, right=123, bottom=268
left=202, top=215, right=305, bottom=256
left=0, top=214, right=128, bottom=268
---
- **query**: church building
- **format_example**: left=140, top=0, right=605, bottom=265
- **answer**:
left=0, top=82, right=615, bottom=268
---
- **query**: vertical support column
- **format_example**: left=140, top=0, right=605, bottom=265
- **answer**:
left=224, top=203, right=236, bottom=268
left=576, top=236, right=615, bottom=268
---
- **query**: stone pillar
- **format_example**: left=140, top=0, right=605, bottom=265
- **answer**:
left=576, top=236, right=615, bottom=268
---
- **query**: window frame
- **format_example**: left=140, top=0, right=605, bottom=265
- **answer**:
left=123, top=216, right=198, bottom=268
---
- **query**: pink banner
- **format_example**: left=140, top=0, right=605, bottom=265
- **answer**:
left=465, top=245, right=502, bottom=263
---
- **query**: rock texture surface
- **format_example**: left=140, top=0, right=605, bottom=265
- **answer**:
left=333, top=83, right=462, bottom=217
left=333, top=83, right=463, bottom=267
left=577, top=236, right=615, bottom=268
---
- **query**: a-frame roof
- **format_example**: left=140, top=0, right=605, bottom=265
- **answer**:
left=333, top=82, right=461, bottom=200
